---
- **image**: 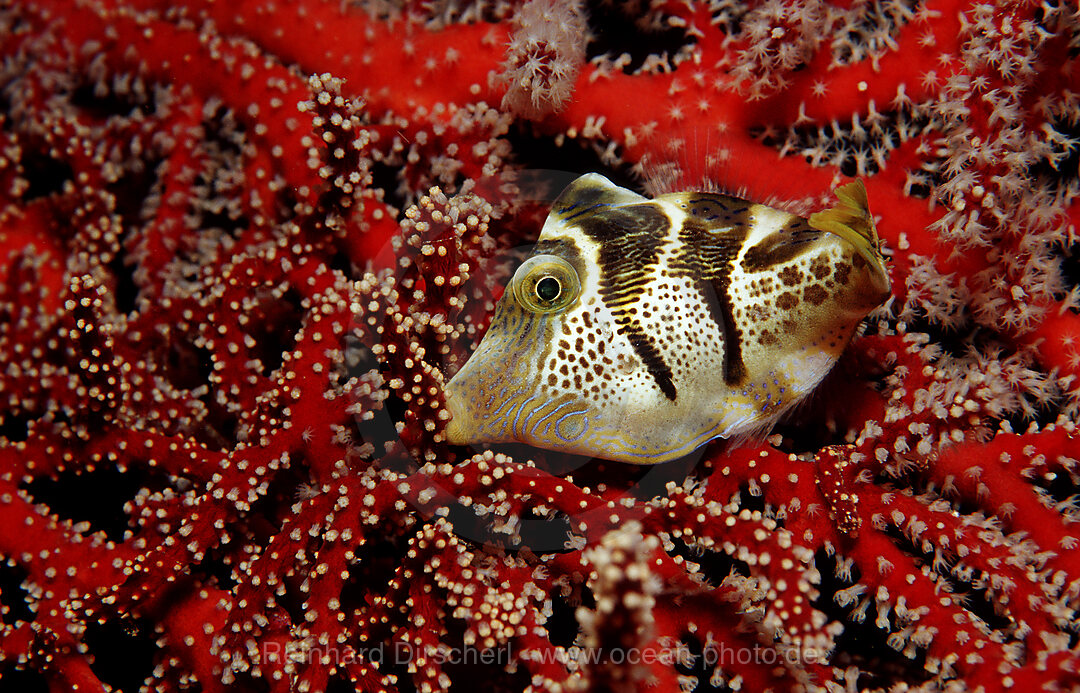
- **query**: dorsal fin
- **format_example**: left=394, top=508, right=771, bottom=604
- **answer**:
left=550, top=173, right=646, bottom=221
left=807, top=180, right=881, bottom=267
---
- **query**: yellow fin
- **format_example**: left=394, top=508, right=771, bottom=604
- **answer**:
left=807, top=180, right=881, bottom=270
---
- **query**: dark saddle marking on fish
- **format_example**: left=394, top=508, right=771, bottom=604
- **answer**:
left=670, top=197, right=751, bottom=386
left=576, top=203, right=678, bottom=402
left=742, top=218, right=818, bottom=272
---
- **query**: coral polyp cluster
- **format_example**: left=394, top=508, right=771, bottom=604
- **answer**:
left=1, top=1, right=1078, bottom=692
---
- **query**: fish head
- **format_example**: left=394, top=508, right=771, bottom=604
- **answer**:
left=443, top=173, right=654, bottom=461
left=443, top=174, right=890, bottom=464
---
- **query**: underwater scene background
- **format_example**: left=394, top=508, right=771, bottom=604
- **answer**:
left=1, top=1, right=1079, bottom=691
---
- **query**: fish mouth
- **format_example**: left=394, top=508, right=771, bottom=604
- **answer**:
left=442, top=380, right=472, bottom=445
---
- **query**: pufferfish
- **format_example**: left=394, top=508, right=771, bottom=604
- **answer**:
left=443, top=174, right=890, bottom=464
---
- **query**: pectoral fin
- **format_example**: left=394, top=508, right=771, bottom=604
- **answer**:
left=808, top=180, right=882, bottom=270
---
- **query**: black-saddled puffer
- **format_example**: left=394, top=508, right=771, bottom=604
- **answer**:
left=444, top=174, right=890, bottom=464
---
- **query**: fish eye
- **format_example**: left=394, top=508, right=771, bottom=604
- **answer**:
left=512, top=255, right=580, bottom=313
left=535, top=276, right=561, bottom=301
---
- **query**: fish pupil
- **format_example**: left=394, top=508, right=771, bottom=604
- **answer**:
left=535, top=276, right=561, bottom=302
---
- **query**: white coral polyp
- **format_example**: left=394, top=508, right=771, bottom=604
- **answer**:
left=498, top=0, right=586, bottom=120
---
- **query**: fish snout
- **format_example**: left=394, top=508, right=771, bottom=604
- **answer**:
left=442, top=373, right=477, bottom=445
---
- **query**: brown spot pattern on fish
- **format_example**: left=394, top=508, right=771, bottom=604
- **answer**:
left=576, top=204, right=677, bottom=401
left=776, top=291, right=799, bottom=311
left=804, top=284, right=829, bottom=306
